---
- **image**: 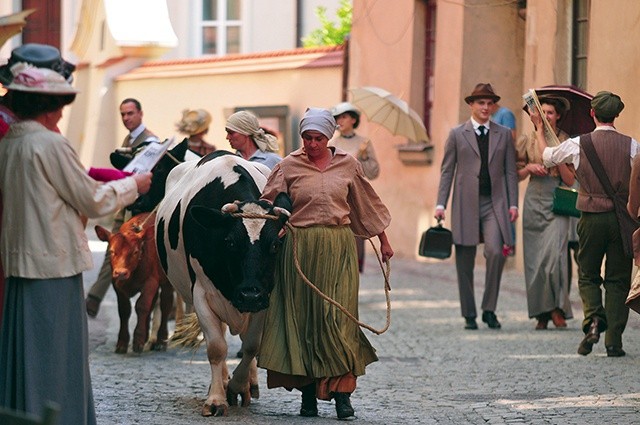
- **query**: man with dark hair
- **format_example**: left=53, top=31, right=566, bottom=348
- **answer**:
left=85, top=98, right=159, bottom=317
left=535, top=90, right=640, bottom=357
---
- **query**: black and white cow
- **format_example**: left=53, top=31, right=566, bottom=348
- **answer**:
left=155, top=154, right=291, bottom=417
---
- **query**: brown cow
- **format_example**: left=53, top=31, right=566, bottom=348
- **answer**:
left=95, top=212, right=174, bottom=354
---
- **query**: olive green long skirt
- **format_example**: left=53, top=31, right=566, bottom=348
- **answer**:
left=258, top=226, right=378, bottom=380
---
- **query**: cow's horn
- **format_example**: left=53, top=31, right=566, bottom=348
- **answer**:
left=221, top=203, right=239, bottom=213
left=273, top=207, right=291, bottom=217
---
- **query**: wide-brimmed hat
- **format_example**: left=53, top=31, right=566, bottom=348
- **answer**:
left=0, top=43, right=75, bottom=85
left=465, top=83, right=501, bottom=104
left=331, top=102, right=360, bottom=117
left=5, top=63, right=79, bottom=94
left=176, top=109, right=212, bottom=135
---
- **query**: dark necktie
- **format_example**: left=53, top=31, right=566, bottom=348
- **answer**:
left=478, top=125, right=486, bottom=137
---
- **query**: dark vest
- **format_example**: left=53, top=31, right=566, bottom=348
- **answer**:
left=477, top=128, right=491, bottom=196
left=122, top=127, right=157, bottom=149
left=576, top=130, right=632, bottom=212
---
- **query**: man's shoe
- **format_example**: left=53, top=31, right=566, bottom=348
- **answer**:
left=577, top=318, right=600, bottom=356
left=551, top=309, right=567, bottom=328
left=482, top=311, right=501, bottom=329
left=464, top=317, right=478, bottom=330
left=577, top=335, right=594, bottom=355
left=606, top=346, right=626, bottom=357
left=85, top=295, right=101, bottom=318
left=334, top=392, right=355, bottom=420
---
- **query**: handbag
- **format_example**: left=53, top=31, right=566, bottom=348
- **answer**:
left=418, top=221, right=452, bottom=259
left=581, top=134, right=640, bottom=258
left=552, top=185, right=580, bottom=217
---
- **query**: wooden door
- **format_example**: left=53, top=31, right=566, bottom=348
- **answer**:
left=21, top=0, right=61, bottom=49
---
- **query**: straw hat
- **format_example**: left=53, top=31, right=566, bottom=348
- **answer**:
left=5, top=63, right=79, bottom=94
left=176, top=109, right=212, bottom=135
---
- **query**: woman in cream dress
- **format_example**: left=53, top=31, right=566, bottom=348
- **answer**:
left=517, top=95, right=575, bottom=330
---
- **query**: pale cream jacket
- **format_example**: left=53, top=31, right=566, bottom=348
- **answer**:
left=0, top=120, right=139, bottom=279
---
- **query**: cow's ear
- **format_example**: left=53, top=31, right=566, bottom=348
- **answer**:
left=190, top=205, right=230, bottom=229
left=273, top=192, right=292, bottom=214
left=95, top=225, right=111, bottom=242
left=169, top=137, right=189, bottom=161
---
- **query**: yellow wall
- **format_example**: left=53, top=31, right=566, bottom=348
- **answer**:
left=587, top=3, right=640, bottom=138
left=89, top=57, right=342, bottom=168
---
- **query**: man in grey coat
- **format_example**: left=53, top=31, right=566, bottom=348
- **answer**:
left=435, top=83, right=519, bottom=330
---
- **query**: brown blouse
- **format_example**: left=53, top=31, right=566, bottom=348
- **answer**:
left=261, top=147, right=391, bottom=238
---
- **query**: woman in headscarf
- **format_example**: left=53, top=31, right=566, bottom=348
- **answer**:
left=176, top=108, right=217, bottom=156
left=0, top=64, right=151, bottom=425
left=258, top=108, right=394, bottom=419
left=225, top=110, right=282, bottom=169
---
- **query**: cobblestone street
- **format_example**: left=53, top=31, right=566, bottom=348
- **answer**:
left=85, top=225, right=640, bottom=424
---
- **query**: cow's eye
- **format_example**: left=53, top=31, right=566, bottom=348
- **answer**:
left=270, top=240, right=281, bottom=254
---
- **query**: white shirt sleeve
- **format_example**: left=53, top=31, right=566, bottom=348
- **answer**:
left=542, top=136, right=581, bottom=169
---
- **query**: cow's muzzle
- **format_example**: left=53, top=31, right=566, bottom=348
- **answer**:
left=233, top=287, right=269, bottom=313
left=112, top=269, right=131, bottom=281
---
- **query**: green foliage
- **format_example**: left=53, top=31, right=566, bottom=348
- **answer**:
left=302, top=0, right=352, bottom=47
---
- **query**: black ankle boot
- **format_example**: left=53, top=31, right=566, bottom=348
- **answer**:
left=299, top=383, right=318, bottom=417
left=334, top=392, right=355, bottom=419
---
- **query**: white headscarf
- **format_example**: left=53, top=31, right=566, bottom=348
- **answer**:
left=226, top=110, right=280, bottom=153
left=299, top=108, right=337, bottom=140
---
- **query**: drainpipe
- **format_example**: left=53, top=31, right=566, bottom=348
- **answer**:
left=296, top=0, right=303, bottom=47
left=341, top=34, right=350, bottom=101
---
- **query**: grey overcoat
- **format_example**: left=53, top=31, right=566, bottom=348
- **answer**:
left=436, top=120, right=518, bottom=246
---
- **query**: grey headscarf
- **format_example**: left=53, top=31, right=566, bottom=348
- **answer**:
left=226, top=110, right=280, bottom=153
left=299, top=108, right=337, bottom=140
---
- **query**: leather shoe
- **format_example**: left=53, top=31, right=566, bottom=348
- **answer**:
left=300, top=384, right=318, bottom=417
left=482, top=311, right=501, bottom=329
left=85, top=295, right=101, bottom=318
left=333, top=392, right=355, bottom=419
left=577, top=318, right=600, bottom=356
left=535, top=319, right=548, bottom=330
left=464, top=317, right=478, bottom=330
left=606, top=346, right=626, bottom=357
left=551, top=309, right=567, bottom=328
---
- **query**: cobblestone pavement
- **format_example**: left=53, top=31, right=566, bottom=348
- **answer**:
left=85, top=225, right=640, bottom=424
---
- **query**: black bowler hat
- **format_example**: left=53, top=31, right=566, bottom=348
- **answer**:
left=0, top=43, right=76, bottom=85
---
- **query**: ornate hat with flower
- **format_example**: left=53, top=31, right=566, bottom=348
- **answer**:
left=5, top=63, right=79, bottom=94
left=0, top=43, right=76, bottom=85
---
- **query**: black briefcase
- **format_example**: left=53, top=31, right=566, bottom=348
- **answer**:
left=418, top=222, right=453, bottom=259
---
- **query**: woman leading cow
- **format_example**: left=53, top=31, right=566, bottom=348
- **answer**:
left=258, top=107, right=393, bottom=419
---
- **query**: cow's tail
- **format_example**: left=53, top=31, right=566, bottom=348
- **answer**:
left=170, top=312, right=203, bottom=350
